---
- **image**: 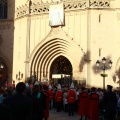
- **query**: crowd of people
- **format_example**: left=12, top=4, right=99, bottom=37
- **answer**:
left=0, top=81, right=120, bottom=120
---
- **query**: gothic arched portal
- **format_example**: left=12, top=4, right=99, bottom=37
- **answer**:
left=0, top=59, right=8, bottom=86
left=50, top=55, right=72, bottom=85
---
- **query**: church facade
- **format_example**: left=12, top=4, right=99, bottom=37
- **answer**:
left=0, top=0, right=120, bottom=89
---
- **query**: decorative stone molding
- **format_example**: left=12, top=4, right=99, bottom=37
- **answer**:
left=64, top=0, right=87, bottom=11
left=90, top=0, right=110, bottom=8
left=16, top=4, right=29, bottom=18
left=30, top=3, right=49, bottom=15
left=16, top=0, right=112, bottom=19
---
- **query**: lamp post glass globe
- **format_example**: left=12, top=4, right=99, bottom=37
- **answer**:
left=102, top=57, right=106, bottom=64
left=96, top=60, right=100, bottom=67
left=109, top=60, right=112, bottom=67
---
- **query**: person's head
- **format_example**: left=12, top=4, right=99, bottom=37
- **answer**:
left=81, top=86, right=86, bottom=91
left=97, top=88, right=101, bottom=91
left=33, top=85, right=40, bottom=93
left=13, top=80, right=15, bottom=84
left=91, top=87, right=96, bottom=92
left=43, top=84, right=48, bottom=90
left=69, top=82, right=74, bottom=89
left=48, top=84, right=52, bottom=90
left=16, top=82, right=26, bottom=94
left=34, top=81, right=39, bottom=86
left=57, top=84, right=61, bottom=90
left=64, top=87, right=68, bottom=92
left=107, top=85, right=113, bottom=91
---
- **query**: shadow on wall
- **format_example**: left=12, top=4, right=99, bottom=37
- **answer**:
left=78, top=51, right=94, bottom=88
left=79, top=51, right=91, bottom=72
left=79, top=55, right=85, bottom=72
left=92, top=56, right=112, bottom=74
left=113, top=67, right=120, bottom=89
left=92, top=56, right=118, bottom=88
left=0, top=0, right=15, bottom=84
left=79, top=54, right=116, bottom=88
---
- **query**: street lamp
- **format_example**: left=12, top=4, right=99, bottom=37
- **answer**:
left=0, top=62, right=4, bottom=86
left=16, top=71, right=23, bottom=82
left=96, top=57, right=112, bottom=89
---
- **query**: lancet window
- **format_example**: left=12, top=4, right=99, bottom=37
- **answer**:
left=0, top=0, right=7, bottom=19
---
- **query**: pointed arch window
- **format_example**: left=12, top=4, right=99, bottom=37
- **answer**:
left=0, top=0, right=7, bottom=19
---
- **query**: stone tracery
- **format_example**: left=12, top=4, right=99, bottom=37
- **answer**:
left=16, top=0, right=111, bottom=19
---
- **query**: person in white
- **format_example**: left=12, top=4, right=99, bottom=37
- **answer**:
left=63, top=88, right=68, bottom=112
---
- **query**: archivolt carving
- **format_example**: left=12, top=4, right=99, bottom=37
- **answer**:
left=16, top=0, right=111, bottom=19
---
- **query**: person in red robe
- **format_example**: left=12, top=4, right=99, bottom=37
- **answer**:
left=78, top=86, right=89, bottom=120
left=42, top=84, right=49, bottom=120
left=12, top=80, right=15, bottom=89
left=55, top=84, right=63, bottom=112
left=88, top=87, right=99, bottom=120
left=67, top=82, right=76, bottom=116
left=48, top=84, right=53, bottom=109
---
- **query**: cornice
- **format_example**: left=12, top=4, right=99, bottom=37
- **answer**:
left=0, top=19, right=14, bottom=23
left=15, top=0, right=114, bottom=19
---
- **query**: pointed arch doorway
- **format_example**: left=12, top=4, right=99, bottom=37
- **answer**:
left=0, top=60, right=8, bottom=86
left=50, top=55, right=72, bottom=85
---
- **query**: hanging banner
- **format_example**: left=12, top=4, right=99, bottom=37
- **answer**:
left=49, top=3, right=64, bottom=26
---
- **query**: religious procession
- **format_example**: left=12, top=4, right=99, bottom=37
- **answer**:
left=0, top=81, right=120, bottom=120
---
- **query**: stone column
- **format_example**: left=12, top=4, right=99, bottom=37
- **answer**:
left=25, top=16, right=31, bottom=82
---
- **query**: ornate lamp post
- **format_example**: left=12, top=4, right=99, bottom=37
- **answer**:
left=96, top=57, right=112, bottom=89
left=0, top=62, right=4, bottom=86
left=16, top=71, right=23, bottom=82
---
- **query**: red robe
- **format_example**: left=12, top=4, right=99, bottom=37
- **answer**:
left=12, top=83, right=15, bottom=88
left=78, top=91, right=89, bottom=116
left=48, top=89, right=53, bottom=101
left=67, top=89, right=76, bottom=103
left=55, top=90, right=63, bottom=102
left=43, top=90, right=49, bottom=119
left=88, top=92, right=99, bottom=120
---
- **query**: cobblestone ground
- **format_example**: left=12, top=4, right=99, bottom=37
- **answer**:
left=49, top=108, right=80, bottom=120
left=48, top=109, right=105, bottom=120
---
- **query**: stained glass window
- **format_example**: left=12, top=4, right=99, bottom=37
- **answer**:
left=0, top=0, right=7, bottom=19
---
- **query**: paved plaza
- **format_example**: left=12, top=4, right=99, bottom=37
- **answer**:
left=49, top=108, right=80, bottom=120
left=49, top=109, right=105, bottom=120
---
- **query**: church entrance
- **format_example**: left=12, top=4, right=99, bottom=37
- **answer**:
left=50, top=55, right=72, bottom=85
left=0, top=61, right=8, bottom=87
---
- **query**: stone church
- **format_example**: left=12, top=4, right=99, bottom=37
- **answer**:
left=0, top=0, right=120, bottom=89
